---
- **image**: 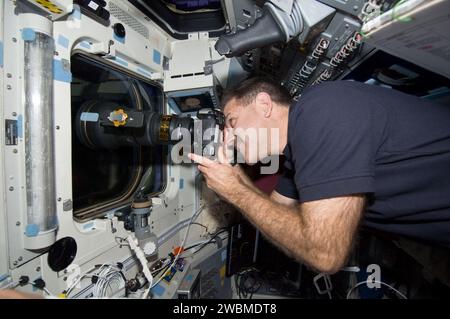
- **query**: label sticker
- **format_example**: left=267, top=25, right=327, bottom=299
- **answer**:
left=5, top=120, right=18, bottom=146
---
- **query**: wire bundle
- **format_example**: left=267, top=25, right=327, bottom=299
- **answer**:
left=234, top=268, right=263, bottom=299
left=92, top=264, right=126, bottom=298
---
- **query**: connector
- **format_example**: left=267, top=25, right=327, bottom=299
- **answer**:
left=19, top=276, right=30, bottom=287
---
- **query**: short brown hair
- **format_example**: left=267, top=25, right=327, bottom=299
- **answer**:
left=221, top=77, right=292, bottom=109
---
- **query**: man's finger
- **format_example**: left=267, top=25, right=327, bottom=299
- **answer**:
left=224, top=128, right=235, bottom=146
left=197, top=165, right=208, bottom=175
left=218, top=145, right=233, bottom=166
left=188, top=153, right=215, bottom=166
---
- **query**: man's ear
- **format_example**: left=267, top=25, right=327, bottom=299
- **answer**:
left=255, top=92, right=273, bottom=118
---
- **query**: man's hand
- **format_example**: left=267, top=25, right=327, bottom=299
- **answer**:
left=0, top=289, right=43, bottom=299
left=188, top=153, right=246, bottom=202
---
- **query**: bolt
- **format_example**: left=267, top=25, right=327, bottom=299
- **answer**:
left=9, top=186, right=14, bottom=192
left=56, top=126, right=60, bottom=130
left=63, top=277, right=67, bottom=282
left=12, top=112, right=17, bottom=117
left=16, top=221, right=21, bottom=226
left=58, top=198, right=62, bottom=202
left=13, top=149, right=18, bottom=154
left=36, top=267, right=41, bottom=272
left=353, top=5, right=358, bottom=11
left=18, top=257, right=23, bottom=262
left=54, top=51, right=59, bottom=56
left=12, top=37, right=17, bottom=43
left=13, top=261, right=18, bottom=266
left=7, top=85, right=12, bottom=90
left=7, top=73, right=12, bottom=78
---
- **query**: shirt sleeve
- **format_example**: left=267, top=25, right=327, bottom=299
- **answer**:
left=274, top=166, right=299, bottom=199
left=292, top=82, right=381, bottom=203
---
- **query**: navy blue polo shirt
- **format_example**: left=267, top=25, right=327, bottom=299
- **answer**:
left=275, top=81, right=450, bottom=248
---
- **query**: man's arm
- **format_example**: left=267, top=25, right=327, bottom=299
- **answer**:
left=189, top=154, right=365, bottom=274
left=235, top=187, right=364, bottom=273
left=271, top=190, right=297, bottom=207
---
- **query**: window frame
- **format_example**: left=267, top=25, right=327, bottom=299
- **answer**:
left=71, top=51, right=167, bottom=222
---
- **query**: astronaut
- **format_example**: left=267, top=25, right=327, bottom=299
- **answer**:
left=189, top=77, right=450, bottom=273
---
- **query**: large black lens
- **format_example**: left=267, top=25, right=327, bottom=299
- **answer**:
left=75, top=100, right=194, bottom=149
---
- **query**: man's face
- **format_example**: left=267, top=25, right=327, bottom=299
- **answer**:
left=223, top=97, right=272, bottom=164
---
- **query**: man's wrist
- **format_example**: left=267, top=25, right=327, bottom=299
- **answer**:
left=226, top=180, right=252, bottom=205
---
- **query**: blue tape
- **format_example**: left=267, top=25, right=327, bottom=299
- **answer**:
left=137, top=68, right=152, bottom=78
left=179, top=178, right=184, bottom=190
left=83, top=222, right=94, bottom=230
left=168, top=99, right=180, bottom=114
left=79, top=41, right=91, bottom=49
left=25, top=224, right=40, bottom=237
left=71, top=7, right=81, bottom=20
left=113, top=33, right=125, bottom=44
left=53, top=59, right=72, bottom=83
left=185, top=274, right=194, bottom=282
left=221, top=249, right=227, bottom=262
left=153, top=49, right=161, bottom=65
left=51, top=215, right=58, bottom=229
left=151, top=283, right=166, bottom=297
left=22, top=28, right=36, bottom=42
left=17, top=115, right=23, bottom=139
left=0, top=42, right=3, bottom=68
left=80, top=112, right=99, bottom=122
left=57, top=35, right=70, bottom=49
left=0, top=274, right=9, bottom=283
left=114, top=56, right=128, bottom=67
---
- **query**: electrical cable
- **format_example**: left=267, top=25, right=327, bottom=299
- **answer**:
left=191, top=222, right=209, bottom=233
left=184, top=229, right=229, bottom=254
left=25, top=282, right=52, bottom=297
left=65, top=263, right=117, bottom=298
left=346, top=280, right=408, bottom=299
left=92, top=264, right=126, bottom=298
left=142, top=205, right=205, bottom=298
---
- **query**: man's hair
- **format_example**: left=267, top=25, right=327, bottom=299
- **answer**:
left=221, top=77, right=292, bottom=109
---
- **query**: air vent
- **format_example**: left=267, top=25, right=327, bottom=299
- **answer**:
left=109, top=2, right=149, bottom=40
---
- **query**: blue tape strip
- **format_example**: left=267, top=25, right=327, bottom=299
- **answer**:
left=0, top=42, right=3, bottom=68
left=17, top=115, right=23, bottom=139
left=22, top=28, right=36, bottom=42
left=25, top=224, right=40, bottom=237
left=57, top=35, right=70, bottom=49
left=71, top=7, right=81, bottom=20
left=83, top=222, right=94, bottom=230
left=0, top=274, right=9, bottom=283
left=80, top=112, right=99, bottom=122
left=151, top=283, right=166, bottom=297
left=168, top=99, right=181, bottom=114
left=179, top=178, right=184, bottom=190
left=137, top=68, right=152, bottom=78
left=114, top=56, right=128, bottom=67
left=53, top=59, right=72, bottom=83
left=153, top=49, right=161, bottom=65
left=79, top=41, right=91, bottom=49
left=51, top=215, right=58, bottom=229
left=221, top=249, right=227, bottom=262
left=113, top=33, right=125, bottom=44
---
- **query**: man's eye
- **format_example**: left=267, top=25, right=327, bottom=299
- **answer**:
left=226, top=117, right=236, bottom=128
